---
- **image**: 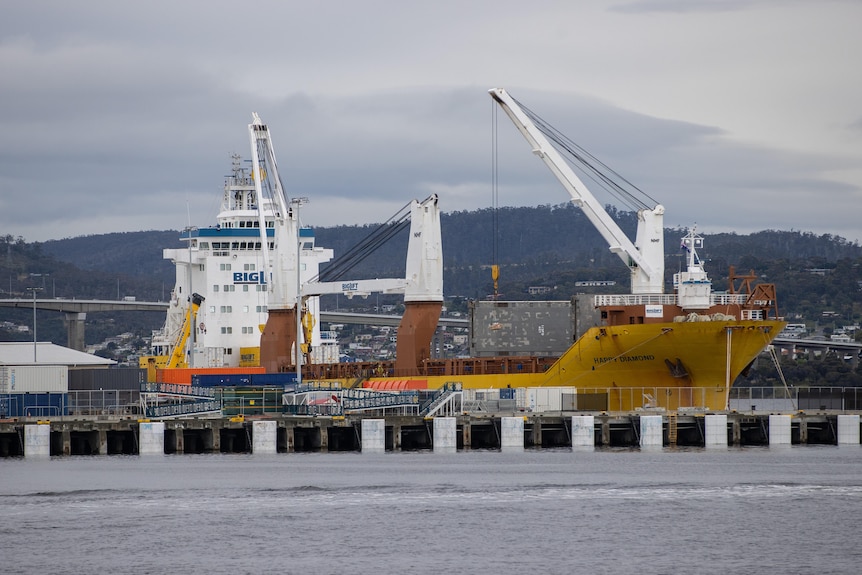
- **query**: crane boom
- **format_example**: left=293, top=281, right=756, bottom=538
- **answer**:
left=249, top=112, right=299, bottom=311
left=166, top=293, right=204, bottom=369
left=489, top=88, right=665, bottom=294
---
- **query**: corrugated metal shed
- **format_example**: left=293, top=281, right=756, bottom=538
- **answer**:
left=0, top=342, right=115, bottom=367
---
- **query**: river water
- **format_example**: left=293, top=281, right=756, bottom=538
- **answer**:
left=1, top=446, right=861, bottom=574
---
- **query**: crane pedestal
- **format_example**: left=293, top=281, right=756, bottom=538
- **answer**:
left=260, top=308, right=298, bottom=373
left=394, top=301, right=442, bottom=376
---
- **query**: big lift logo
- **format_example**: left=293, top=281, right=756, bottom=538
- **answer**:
left=233, top=272, right=266, bottom=284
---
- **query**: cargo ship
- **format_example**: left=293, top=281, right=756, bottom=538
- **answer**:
left=147, top=92, right=785, bottom=411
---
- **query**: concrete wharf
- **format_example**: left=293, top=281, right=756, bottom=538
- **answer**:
left=1, top=411, right=860, bottom=457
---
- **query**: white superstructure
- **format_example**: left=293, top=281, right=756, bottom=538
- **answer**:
left=150, top=154, right=335, bottom=367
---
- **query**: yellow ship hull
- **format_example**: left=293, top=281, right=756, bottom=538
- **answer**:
left=359, top=319, right=785, bottom=412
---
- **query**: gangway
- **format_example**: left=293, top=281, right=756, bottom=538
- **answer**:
left=140, top=382, right=221, bottom=419
left=420, top=382, right=463, bottom=417
left=282, top=384, right=420, bottom=415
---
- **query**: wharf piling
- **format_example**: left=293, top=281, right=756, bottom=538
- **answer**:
left=1, top=412, right=860, bottom=457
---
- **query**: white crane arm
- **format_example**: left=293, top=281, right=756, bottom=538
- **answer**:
left=489, top=88, right=665, bottom=294
left=302, top=278, right=410, bottom=298
left=249, top=112, right=299, bottom=310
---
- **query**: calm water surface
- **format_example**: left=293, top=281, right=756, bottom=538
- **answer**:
left=2, top=447, right=861, bottom=574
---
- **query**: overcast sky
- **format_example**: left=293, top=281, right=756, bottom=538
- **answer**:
left=1, top=0, right=860, bottom=245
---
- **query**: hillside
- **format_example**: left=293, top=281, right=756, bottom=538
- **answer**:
left=2, top=205, right=861, bottom=345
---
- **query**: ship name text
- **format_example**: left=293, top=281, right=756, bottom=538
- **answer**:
left=594, top=354, right=656, bottom=365
left=233, top=272, right=266, bottom=285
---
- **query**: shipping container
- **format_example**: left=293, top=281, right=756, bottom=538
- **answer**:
left=470, top=300, right=576, bottom=357
left=193, top=373, right=255, bottom=387
left=0, top=365, right=68, bottom=393
left=0, top=392, right=69, bottom=418
left=523, top=387, right=567, bottom=412
left=69, top=368, right=146, bottom=391
left=250, top=372, right=297, bottom=386
left=156, top=367, right=266, bottom=385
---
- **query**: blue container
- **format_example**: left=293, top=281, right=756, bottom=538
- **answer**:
left=192, top=374, right=255, bottom=387
left=250, top=372, right=297, bottom=386
left=0, top=393, right=69, bottom=418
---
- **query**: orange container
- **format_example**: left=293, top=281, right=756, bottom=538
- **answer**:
left=156, top=367, right=266, bottom=385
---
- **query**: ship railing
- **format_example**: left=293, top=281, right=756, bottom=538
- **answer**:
left=593, top=293, right=751, bottom=307
left=730, top=386, right=862, bottom=412
left=68, top=390, right=142, bottom=417
left=447, top=386, right=862, bottom=414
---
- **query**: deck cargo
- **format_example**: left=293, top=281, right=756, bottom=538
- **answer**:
left=0, top=365, right=68, bottom=393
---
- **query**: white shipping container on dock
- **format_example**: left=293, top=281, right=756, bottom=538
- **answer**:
left=0, top=365, right=69, bottom=393
left=523, top=387, right=571, bottom=412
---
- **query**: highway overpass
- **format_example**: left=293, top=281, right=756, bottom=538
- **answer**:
left=0, top=299, right=468, bottom=351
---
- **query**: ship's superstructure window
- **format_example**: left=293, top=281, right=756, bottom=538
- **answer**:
left=242, top=306, right=249, bottom=313
left=242, top=326, right=254, bottom=334
left=256, top=305, right=267, bottom=313
left=220, top=306, right=232, bottom=313
left=220, top=263, right=231, bottom=271
left=224, top=348, right=233, bottom=355
left=223, top=285, right=236, bottom=292
left=244, top=263, right=256, bottom=271
left=213, top=285, right=219, bottom=292
left=256, top=285, right=265, bottom=292
left=200, top=242, right=209, bottom=250
left=208, top=306, right=215, bottom=313
left=221, top=327, right=233, bottom=334
left=242, top=285, right=249, bottom=292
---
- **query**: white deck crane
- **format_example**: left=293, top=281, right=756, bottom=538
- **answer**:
left=489, top=88, right=665, bottom=295
left=248, top=113, right=443, bottom=374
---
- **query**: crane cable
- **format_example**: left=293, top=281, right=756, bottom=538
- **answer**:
left=491, top=100, right=500, bottom=298
left=313, top=200, right=414, bottom=282
left=513, top=96, right=659, bottom=211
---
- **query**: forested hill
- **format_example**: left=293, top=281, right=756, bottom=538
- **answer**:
left=3, top=202, right=860, bottom=319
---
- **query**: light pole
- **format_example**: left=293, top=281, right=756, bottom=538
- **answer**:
left=26, top=286, right=43, bottom=363
left=183, top=226, right=198, bottom=367
left=291, top=197, right=308, bottom=386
